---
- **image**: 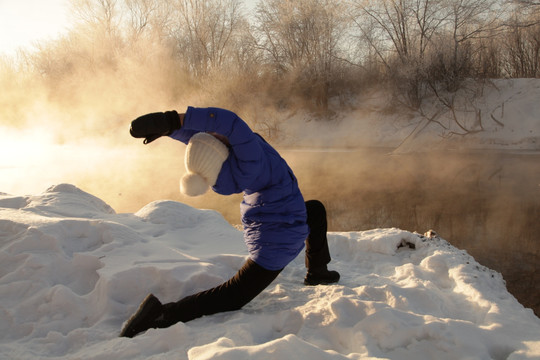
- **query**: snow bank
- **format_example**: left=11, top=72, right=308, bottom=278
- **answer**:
left=1, top=185, right=539, bottom=359
left=278, top=78, right=540, bottom=152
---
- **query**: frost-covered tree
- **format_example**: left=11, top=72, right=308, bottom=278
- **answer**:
left=170, top=0, right=246, bottom=77
left=255, top=0, right=349, bottom=110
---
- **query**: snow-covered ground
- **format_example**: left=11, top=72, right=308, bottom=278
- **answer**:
left=1, top=78, right=539, bottom=358
left=1, top=184, right=539, bottom=359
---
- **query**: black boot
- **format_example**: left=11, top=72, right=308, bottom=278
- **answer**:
left=304, top=267, right=340, bottom=286
left=120, top=293, right=163, bottom=338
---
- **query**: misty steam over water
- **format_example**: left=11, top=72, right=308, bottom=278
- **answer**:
left=6, top=142, right=533, bottom=315
left=179, top=147, right=540, bottom=315
left=0, top=119, right=538, bottom=314
left=289, top=148, right=540, bottom=315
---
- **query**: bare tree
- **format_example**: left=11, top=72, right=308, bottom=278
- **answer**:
left=443, top=0, right=504, bottom=84
left=67, top=0, right=125, bottom=70
left=412, top=0, right=448, bottom=59
left=351, top=0, right=508, bottom=104
left=500, top=1, right=540, bottom=76
left=124, top=0, right=158, bottom=39
left=170, top=0, right=245, bottom=77
left=504, top=13, right=540, bottom=76
left=255, top=0, right=349, bottom=110
left=350, top=0, right=449, bottom=107
left=511, top=0, right=540, bottom=6
left=351, top=0, right=441, bottom=66
left=70, top=0, right=121, bottom=39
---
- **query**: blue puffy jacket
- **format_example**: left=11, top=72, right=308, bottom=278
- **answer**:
left=169, top=107, right=309, bottom=270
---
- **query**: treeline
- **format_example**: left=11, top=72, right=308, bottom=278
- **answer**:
left=3, top=0, right=540, bottom=132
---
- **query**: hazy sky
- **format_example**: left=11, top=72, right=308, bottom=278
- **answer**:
left=0, top=0, right=70, bottom=56
left=0, top=0, right=258, bottom=57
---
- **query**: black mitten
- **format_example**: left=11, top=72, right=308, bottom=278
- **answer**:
left=129, top=110, right=181, bottom=144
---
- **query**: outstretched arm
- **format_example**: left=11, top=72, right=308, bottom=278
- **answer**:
left=129, top=107, right=266, bottom=190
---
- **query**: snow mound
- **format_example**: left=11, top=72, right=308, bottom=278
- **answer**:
left=0, top=183, right=115, bottom=216
left=0, top=185, right=539, bottom=359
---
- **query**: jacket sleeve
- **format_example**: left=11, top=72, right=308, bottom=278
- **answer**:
left=172, top=107, right=265, bottom=191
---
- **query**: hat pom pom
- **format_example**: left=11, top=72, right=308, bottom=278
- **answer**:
left=180, top=172, right=210, bottom=197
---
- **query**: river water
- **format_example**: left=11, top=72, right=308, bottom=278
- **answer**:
left=283, top=148, right=540, bottom=316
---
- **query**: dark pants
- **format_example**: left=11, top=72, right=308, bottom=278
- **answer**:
left=159, top=200, right=331, bottom=326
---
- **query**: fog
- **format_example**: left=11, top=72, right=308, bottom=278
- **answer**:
left=2, top=119, right=538, bottom=315
left=1, top=0, right=539, bottom=316
left=290, top=148, right=540, bottom=316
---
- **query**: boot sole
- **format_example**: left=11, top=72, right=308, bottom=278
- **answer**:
left=304, top=277, right=340, bottom=286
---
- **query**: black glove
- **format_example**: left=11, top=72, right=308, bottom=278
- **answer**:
left=129, top=110, right=181, bottom=144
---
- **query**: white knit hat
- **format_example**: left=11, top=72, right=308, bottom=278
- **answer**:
left=180, top=132, right=229, bottom=196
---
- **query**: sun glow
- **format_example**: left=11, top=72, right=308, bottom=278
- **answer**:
left=0, top=126, right=65, bottom=194
left=0, top=0, right=70, bottom=56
